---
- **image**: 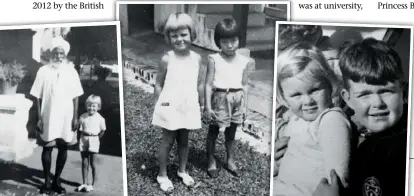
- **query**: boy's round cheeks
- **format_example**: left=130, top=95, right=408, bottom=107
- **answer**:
left=341, top=79, right=404, bottom=134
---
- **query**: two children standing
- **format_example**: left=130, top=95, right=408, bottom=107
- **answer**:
left=151, top=13, right=253, bottom=192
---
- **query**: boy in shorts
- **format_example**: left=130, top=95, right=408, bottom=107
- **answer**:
left=76, top=94, right=106, bottom=192
left=204, top=18, right=254, bottom=178
left=312, top=38, right=408, bottom=196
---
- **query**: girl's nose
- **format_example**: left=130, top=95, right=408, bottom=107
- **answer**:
left=302, top=95, right=315, bottom=105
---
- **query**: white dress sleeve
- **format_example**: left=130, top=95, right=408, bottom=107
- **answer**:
left=30, top=67, right=44, bottom=99
left=318, top=110, right=352, bottom=187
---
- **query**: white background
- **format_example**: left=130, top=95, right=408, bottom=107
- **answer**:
left=1, top=0, right=413, bottom=195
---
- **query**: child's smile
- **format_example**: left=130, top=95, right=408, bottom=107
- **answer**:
left=281, top=67, right=333, bottom=121
left=342, top=80, right=404, bottom=133
left=87, top=103, right=99, bottom=115
left=169, top=28, right=191, bottom=52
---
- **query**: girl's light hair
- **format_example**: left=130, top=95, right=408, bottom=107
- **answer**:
left=276, top=42, right=341, bottom=107
left=85, top=94, right=102, bottom=110
left=163, top=12, right=196, bottom=44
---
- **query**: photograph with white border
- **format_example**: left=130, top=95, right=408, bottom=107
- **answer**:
left=272, top=21, right=412, bottom=196
left=117, top=1, right=289, bottom=195
left=0, top=22, right=126, bottom=196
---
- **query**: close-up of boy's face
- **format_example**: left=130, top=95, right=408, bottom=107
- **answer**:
left=169, top=28, right=192, bottom=52
left=87, top=102, right=99, bottom=115
left=220, top=36, right=239, bottom=56
left=342, top=79, right=404, bottom=134
left=52, top=47, right=66, bottom=63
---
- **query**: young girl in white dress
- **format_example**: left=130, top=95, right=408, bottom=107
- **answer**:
left=152, top=12, right=203, bottom=193
left=274, top=43, right=352, bottom=196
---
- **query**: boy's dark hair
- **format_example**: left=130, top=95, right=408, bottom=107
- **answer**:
left=214, top=18, right=240, bottom=49
left=339, top=38, right=403, bottom=89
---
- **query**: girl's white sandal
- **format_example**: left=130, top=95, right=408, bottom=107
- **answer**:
left=177, top=171, right=195, bottom=187
left=156, top=176, right=174, bottom=193
left=76, top=184, right=87, bottom=192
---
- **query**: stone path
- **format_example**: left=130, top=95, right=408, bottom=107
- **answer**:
left=0, top=146, right=124, bottom=196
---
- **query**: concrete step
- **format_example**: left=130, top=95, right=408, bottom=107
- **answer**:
left=263, top=6, right=288, bottom=21
left=246, top=26, right=275, bottom=43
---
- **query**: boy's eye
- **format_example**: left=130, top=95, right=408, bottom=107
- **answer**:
left=310, top=87, right=321, bottom=93
left=379, top=89, right=395, bottom=95
left=356, top=92, right=370, bottom=98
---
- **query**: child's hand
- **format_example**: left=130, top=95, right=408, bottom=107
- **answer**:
left=36, top=120, right=43, bottom=133
left=274, top=137, right=289, bottom=176
left=204, top=107, right=214, bottom=120
left=99, top=131, right=105, bottom=139
left=312, top=170, right=343, bottom=196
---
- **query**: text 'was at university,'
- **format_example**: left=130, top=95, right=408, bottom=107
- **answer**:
left=298, top=2, right=363, bottom=11
left=33, top=2, right=104, bottom=10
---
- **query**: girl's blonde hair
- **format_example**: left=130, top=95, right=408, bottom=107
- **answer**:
left=85, top=94, right=102, bottom=110
left=276, top=42, right=341, bottom=107
left=163, top=12, right=196, bottom=44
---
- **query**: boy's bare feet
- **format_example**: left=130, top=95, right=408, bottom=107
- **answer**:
left=207, top=158, right=219, bottom=178
left=225, top=160, right=239, bottom=177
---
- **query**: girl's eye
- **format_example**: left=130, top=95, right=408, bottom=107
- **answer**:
left=290, top=93, right=301, bottom=98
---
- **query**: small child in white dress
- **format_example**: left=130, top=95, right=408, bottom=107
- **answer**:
left=152, top=13, right=203, bottom=193
left=274, top=43, right=352, bottom=196
left=76, top=94, right=106, bottom=192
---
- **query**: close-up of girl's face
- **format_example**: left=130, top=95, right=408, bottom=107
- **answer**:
left=220, top=36, right=239, bottom=56
left=169, top=28, right=192, bottom=52
left=51, top=47, right=66, bottom=63
left=280, top=62, right=333, bottom=121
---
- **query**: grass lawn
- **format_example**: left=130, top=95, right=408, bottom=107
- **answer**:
left=124, top=82, right=271, bottom=196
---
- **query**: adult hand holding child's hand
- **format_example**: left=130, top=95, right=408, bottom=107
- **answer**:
left=72, top=118, right=78, bottom=132
left=37, top=119, right=43, bottom=133
left=274, top=137, right=289, bottom=176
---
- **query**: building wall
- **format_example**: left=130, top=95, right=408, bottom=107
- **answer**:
left=197, top=4, right=264, bottom=13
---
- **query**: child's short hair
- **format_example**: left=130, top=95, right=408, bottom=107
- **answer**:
left=163, top=12, right=196, bottom=44
left=214, top=18, right=240, bottom=49
left=339, top=38, right=403, bottom=89
left=276, top=42, right=341, bottom=106
left=85, top=94, right=102, bottom=110
left=278, top=24, right=323, bottom=51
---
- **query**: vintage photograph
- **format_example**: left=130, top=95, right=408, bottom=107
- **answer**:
left=272, top=22, right=412, bottom=196
left=0, top=22, right=125, bottom=196
left=117, top=2, right=289, bottom=195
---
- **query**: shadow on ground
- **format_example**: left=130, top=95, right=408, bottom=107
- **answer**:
left=0, top=160, right=79, bottom=190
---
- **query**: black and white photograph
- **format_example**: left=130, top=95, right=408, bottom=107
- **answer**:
left=0, top=22, right=125, bottom=195
left=117, top=2, right=289, bottom=195
left=272, top=22, right=412, bottom=196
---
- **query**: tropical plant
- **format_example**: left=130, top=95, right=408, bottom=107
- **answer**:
left=0, top=60, right=26, bottom=86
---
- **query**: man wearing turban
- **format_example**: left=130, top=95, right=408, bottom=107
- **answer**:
left=30, top=36, right=84, bottom=194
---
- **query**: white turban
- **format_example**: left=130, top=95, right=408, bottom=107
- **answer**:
left=51, top=36, right=70, bottom=55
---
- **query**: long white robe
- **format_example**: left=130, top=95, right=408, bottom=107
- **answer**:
left=30, top=63, right=84, bottom=143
